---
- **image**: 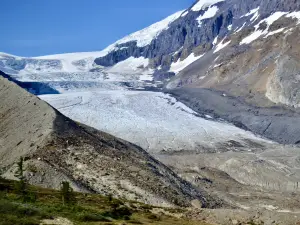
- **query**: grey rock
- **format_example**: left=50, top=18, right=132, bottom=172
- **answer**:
left=167, top=88, right=300, bottom=145
left=94, top=0, right=300, bottom=70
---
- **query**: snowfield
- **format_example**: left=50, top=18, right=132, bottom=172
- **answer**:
left=0, top=9, right=183, bottom=75
left=40, top=90, right=269, bottom=153
left=170, top=53, right=204, bottom=74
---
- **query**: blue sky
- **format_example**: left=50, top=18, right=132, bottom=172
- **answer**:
left=0, top=0, right=195, bottom=57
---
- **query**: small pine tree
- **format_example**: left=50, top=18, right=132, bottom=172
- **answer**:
left=14, top=157, right=28, bottom=201
left=60, top=181, right=76, bottom=205
left=108, top=194, right=113, bottom=202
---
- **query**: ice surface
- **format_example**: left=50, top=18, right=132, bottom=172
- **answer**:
left=40, top=90, right=265, bottom=153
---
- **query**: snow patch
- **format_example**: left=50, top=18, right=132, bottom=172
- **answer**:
left=169, top=53, right=204, bottom=74
left=241, top=7, right=260, bottom=22
left=139, top=74, right=153, bottom=82
left=112, top=10, right=184, bottom=48
left=172, top=47, right=183, bottom=56
left=286, top=11, right=300, bottom=24
left=213, top=63, right=223, bottom=68
left=250, top=11, right=260, bottom=22
left=284, top=27, right=294, bottom=33
left=214, top=38, right=231, bottom=53
left=264, top=28, right=285, bottom=37
left=240, top=30, right=266, bottom=45
left=264, top=11, right=287, bottom=25
left=242, top=7, right=260, bottom=18
left=0, top=52, right=22, bottom=59
left=214, top=55, right=220, bottom=62
left=227, top=24, right=232, bottom=30
left=277, top=209, right=292, bottom=213
left=260, top=205, right=278, bottom=211
left=234, top=22, right=246, bottom=33
left=240, top=11, right=287, bottom=45
left=196, top=6, right=219, bottom=26
left=191, top=0, right=225, bottom=11
left=213, top=36, right=218, bottom=45
left=107, top=57, right=149, bottom=74
left=181, top=11, right=189, bottom=17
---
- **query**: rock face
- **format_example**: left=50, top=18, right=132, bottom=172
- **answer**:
left=0, top=74, right=223, bottom=208
left=167, top=88, right=300, bottom=145
left=94, top=0, right=300, bottom=71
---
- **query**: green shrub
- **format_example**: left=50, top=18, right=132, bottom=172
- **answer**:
left=0, top=215, right=39, bottom=225
left=27, top=164, right=38, bottom=173
left=127, top=219, right=143, bottom=224
left=103, top=205, right=132, bottom=219
left=77, top=213, right=112, bottom=222
left=60, top=181, right=76, bottom=205
left=0, top=200, right=42, bottom=225
left=147, top=214, right=160, bottom=220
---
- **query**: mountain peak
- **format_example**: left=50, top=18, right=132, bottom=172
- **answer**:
left=191, top=0, right=225, bottom=11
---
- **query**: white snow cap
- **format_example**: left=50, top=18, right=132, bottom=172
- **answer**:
left=197, top=6, right=220, bottom=26
left=191, top=0, right=225, bottom=11
left=27, top=10, right=184, bottom=60
left=112, top=10, right=184, bottom=48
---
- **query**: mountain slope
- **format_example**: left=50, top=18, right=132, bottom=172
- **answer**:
left=2, top=0, right=300, bottom=107
left=0, top=73, right=223, bottom=208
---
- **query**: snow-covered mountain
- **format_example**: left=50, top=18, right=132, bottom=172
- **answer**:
left=0, top=10, right=183, bottom=77
left=3, top=0, right=300, bottom=216
left=2, top=0, right=300, bottom=145
left=2, top=0, right=300, bottom=85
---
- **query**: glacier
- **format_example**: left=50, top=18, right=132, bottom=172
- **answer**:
left=40, top=89, right=270, bottom=153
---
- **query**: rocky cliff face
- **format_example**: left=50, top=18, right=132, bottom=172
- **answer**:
left=94, top=0, right=300, bottom=72
left=93, top=0, right=300, bottom=110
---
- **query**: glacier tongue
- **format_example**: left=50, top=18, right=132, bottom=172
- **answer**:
left=40, top=89, right=270, bottom=153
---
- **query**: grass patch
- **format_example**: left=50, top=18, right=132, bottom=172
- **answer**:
left=0, top=178, right=211, bottom=225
